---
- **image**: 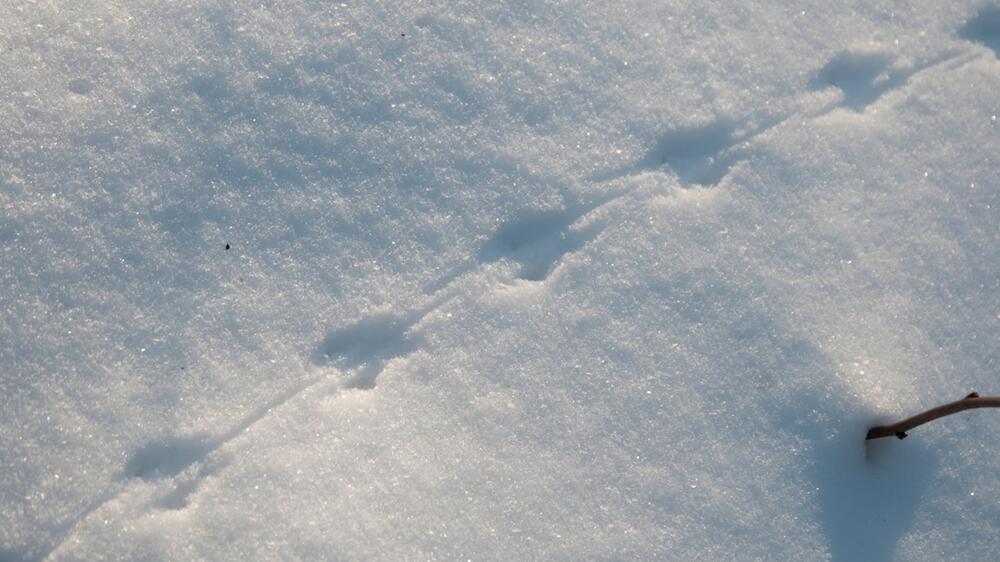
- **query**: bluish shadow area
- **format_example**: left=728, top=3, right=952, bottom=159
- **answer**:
left=812, top=49, right=902, bottom=111
left=122, top=435, right=215, bottom=481
left=477, top=207, right=601, bottom=281
left=311, top=310, right=428, bottom=389
left=311, top=312, right=420, bottom=368
left=0, top=546, right=31, bottom=562
left=960, top=6, right=1000, bottom=56
left=817, top=432, right=936, bottom=561
left=478, top=208, right=578, bottom=259
left=783, top=392, right=937, bottom=561
left=643, top=269, right=935, bottom=560
left=477, top=190, right=623, bottom=282
left=716, top=297, right=938, bottom=561
left=638, top=119, right=739, bottom=187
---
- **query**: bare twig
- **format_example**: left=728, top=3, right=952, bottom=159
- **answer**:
left=866, top=392, right=1000, bottom=440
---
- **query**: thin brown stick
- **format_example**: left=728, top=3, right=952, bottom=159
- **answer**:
left=866, top=392, right=1000, bottom=440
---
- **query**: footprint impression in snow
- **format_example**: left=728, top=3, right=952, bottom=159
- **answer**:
left=477, top=196, right=613, bottom=282
left=960, top=6, right=1000, bottom=57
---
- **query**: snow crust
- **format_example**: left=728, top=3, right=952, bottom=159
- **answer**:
left=1, top=1, right=998, bottom=560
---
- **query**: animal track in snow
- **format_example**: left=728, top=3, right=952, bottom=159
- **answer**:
left=312, top=309, right=427, bottom=389
left=47, top=35, right=989, bottom=561
left=42, top=371, right=332, bottom=559
left=68, top=78, right=93, bottom=95
left=315, top=193, right=627, bottom=394
left=123, top=375, right=329, bottom=497
left=121, top=435, right=233, bottom=511
left=594, top=115, right=775, bottom=189
left=430, top=191, right=625, bottom=291
left=628, top=115, right=796, bottom=188
left=602, top=44, right=983, bottom=190
left=637, top=119, right=741, bottom=188
left=311, top=288, right=468, bottom=389
left=123, top=435, right=214, bottom=481
left=53, top=277, right=495, bottom=556
left=812, top=47, right=904, bottom=111
left=960, top=6, right=1000, bottom=57
left=812, top=45, right=981, bottom=112
left=478, top=205, right=605, bottom=282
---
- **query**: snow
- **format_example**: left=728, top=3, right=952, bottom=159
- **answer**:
left=1, top=1, right=998, bottom=560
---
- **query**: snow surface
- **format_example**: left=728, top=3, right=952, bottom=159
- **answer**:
left=2, top=1, right=999, bottom=560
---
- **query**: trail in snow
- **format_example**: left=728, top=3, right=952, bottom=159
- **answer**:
left=34, top=22, right=996, bottom=557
